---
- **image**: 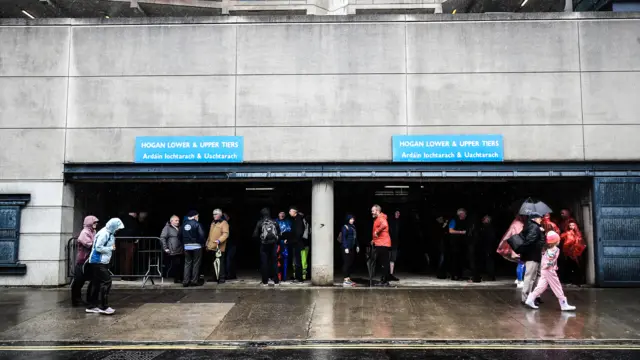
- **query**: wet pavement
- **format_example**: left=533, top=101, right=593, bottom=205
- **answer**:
left=0, top=347, right=638, bottom=360
left=0, top=287, right=638, bottom=345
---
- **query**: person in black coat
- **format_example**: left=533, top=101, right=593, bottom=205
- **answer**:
left=518, top=213, right=546, bottom=303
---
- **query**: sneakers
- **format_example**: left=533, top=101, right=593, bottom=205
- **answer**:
left=559, top=299, right=576, bottom=311
left=524, top=298, right=539, bottom=309
left=388, top=275, right=400, bottom=282
left=98, top=307, right=116, bottom=315
left=343, top=279, right=356, bottom=287
left=516, top=281, right=524, bottom=289
left=261, top=283, right=269, bottom=287
left=85, top=307, right=100, bottom=314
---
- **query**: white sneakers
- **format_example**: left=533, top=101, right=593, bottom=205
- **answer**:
left=524, top=298, right=539, bottom=309
left=525, top=296, right=577, bottom=312
left=559, top=299, right=576, bottom=311
left=86, top=307, right=115, bottom=315
left=516, top=281, right=524, bottom=289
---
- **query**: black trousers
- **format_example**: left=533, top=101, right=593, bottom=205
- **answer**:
left=449, top=240, right=464, bottom=279
left=166, top=254, right=183, bottom=282
left=260, top=243, right=278, bottom=284
left=183, top=248, right=202, bottom=285
left=288, top=242, right=303, bottom=281
left=342, top=248, right=356, bottom=279
left=88, top=264, right=112, bottom=310
left=226, top=244, right=237, bottom=279
left=71, top=263, right=93, bottom=304
left=437, top=237, right=448, bottom=278
left=375, top=246, right=391, bottom=281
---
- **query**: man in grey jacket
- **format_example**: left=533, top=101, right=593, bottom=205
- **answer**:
left=160, top=215, right=183, bottom=283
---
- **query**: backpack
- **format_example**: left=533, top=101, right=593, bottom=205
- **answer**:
left=260, top=219, right=279, bottom=244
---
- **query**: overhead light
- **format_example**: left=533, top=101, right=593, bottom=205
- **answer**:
left=520, top=0, right=528, bottom=6
left=375, top=190, right=409, bottom=197
left=384, top=185, right=409, bottom=189
left=246, top=187, right=274, bottom=191
left=105, top=15, right=110, bottom=19
left=21, top=10, right=35, bottom=19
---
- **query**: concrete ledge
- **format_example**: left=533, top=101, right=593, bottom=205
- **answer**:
left=3, top=12, right=640, bottom=26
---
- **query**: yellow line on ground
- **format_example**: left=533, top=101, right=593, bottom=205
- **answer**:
left=0, top=343, right=638, bottom=351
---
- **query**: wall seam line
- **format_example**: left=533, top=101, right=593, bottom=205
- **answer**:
left=577, top=21, right=586, bottom=161
left=404, top=19, right=409, bottom=135
left=234, top=24, right=238, bottom=136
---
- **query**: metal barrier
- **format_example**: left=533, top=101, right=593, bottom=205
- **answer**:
left=66, top=236, right=164, bottom=288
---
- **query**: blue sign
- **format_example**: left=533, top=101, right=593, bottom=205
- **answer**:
left=392, top=135, right=504, bottom=162
left=135, top=136, right=243, bottom=163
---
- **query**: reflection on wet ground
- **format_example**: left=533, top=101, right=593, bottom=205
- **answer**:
left=0, top=347, right=638, bottom=360
left=0, top=288, right=638, bottom=343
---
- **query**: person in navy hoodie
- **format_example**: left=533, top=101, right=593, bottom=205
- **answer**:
left=86, top=218, right=124, bottom=315
left=340, top=214, right=359, bottom=287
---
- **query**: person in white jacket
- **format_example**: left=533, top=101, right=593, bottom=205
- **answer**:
left=86, top=218, right=124, bottom=315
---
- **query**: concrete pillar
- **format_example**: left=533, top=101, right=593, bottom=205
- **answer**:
left=311, top=180, right=334, bottom=286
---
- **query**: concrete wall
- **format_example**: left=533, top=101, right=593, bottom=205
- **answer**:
left=1, top=14, right=640, bottom=284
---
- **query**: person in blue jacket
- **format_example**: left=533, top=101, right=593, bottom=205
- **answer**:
left=340, top=214, right=359, bottom=287
left=86, top=217, right=124, bottom=315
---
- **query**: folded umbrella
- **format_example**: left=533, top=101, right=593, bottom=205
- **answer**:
left=214, top=249, right=222, bottom=281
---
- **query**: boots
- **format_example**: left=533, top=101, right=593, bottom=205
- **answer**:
left=559, top=298, right=576, bottom=311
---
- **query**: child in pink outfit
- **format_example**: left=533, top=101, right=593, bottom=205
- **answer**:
left=525, top=231, right=576, bottom=311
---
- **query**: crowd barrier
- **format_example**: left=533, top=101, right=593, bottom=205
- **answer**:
left=66, top=236, right=164, bottom=288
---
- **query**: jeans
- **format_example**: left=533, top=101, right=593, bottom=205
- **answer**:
left=260, top=243, right=278, bottom=284
left=71, top=263, right=93, bottom=304
left=88, top=263, right=112, bottom=310
left=288, top=242, right=303, bottom=281
left=183, top=248, right=202, bottom=285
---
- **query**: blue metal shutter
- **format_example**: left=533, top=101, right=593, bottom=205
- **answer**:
left=0, top=206, right=20, bottom=264
left=594, top=177, right=640, bottom=287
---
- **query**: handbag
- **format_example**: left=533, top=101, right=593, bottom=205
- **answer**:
left=507, top=233, right=525, bottom=253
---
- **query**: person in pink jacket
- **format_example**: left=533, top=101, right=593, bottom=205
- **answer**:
left=525, top=231, right=576, bottom=311
left=497, top=216, right=525, bottom=287
left=71, top=215, right=98, bottom=307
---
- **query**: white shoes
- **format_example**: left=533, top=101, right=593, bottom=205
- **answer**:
left=98, top=307, right=116, bottom=315
left=516, top=281, right=524, bottom=289
left=85, top=307, right=100, bottom=314
left=559, top=299, right=576, bottom=311
left=524, top=298, right=539, bottom=309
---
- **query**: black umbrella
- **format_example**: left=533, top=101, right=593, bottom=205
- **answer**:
left=366, top=246, right=377, bottom=287
left=519, top=198, right=552, bottom=216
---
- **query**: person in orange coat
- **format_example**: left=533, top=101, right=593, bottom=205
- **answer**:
left=542, top=213, right=560, bottom=234
left=561, top=221, right=586, bottom=285
left=371, top=204, right=392, bottom=286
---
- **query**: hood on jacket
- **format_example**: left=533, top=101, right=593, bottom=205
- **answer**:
left=83, top=215, right=98, bottom=228
left=260, top=208, right=271, bottom=219
left=105, top=218, right=124, bottom=234
left=345, top=214, right=354, bottom=224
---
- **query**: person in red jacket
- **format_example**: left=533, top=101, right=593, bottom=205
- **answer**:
left=371, top=204, right=392, bottom=286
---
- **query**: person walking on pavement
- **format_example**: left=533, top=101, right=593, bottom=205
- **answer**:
left=180, top=210, right=205, bottom=287
left=518, top=213, right=546, bottom=305
left=253, top=208, right=281, bottom=286
left=207, top=209, right=230, bottom=284
left=448, top=209, right=469, bottom=281
left=160, top=215, right=183, bottom=284
left=388, top=210, right=401, bottom=282
left=371, top=204, right=392, bottom=287
left=71, top=215, right=98, bottom=307
left=525, top=231, right=577, bottom=311
left=339, top=214, right=359, bottom=287
left=86, top=218, right=124, bottom=315
left=286, top=206, right=305, bottom=284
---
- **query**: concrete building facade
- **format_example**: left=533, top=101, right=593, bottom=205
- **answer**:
left=1, top=13, right=639, bottom=286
